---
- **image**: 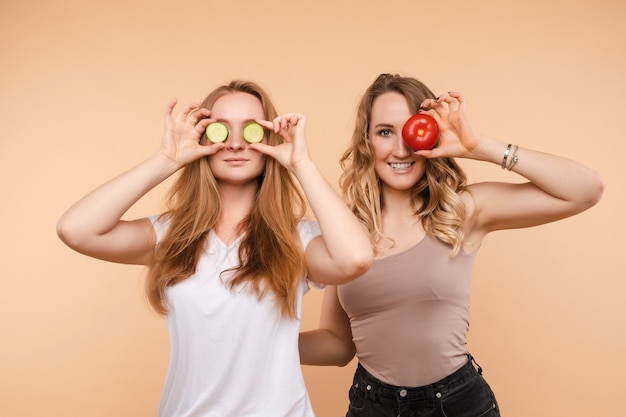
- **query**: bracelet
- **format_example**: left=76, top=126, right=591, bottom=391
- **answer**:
left=501, top=144, right=512, bottom=169
left=506, top=145, right=519, bottom=171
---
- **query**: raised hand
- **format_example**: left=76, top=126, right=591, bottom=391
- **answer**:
left=159, top=98, right=225, bottom=169
left=416, top=92, right=482, bottom=160
left=249, top=113, right=312, bottom=173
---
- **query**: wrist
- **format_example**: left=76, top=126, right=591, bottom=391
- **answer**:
left=468, top=136, right=509, bottom=165
left=150, top=151, right=183, bottom=178
left=501, top=144, right=519, bottom=171
left=291, top=157, right=317, bottom=178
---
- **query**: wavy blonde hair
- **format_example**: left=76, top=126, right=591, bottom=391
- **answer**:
left=146, top=80, right=307, bottom=317
left=340, top=74, right=468, bottom=256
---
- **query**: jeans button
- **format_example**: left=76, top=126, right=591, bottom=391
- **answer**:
left=435, top=392, right=442, bottom=399
left=399, top=389, right=408, bottom=397
left=366, top=384, right=372, bottom=391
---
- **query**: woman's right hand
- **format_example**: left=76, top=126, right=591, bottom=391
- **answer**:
left=56, top=98, right=226, bottom=265
left=159, top=98, right=225, bottom=169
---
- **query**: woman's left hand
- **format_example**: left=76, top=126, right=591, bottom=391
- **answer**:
left=415, top=92, right=483, bottom=160
left=249, top=113, right=311, bottom=172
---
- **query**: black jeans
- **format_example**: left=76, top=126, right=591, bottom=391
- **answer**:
left=346, top=355, right=500, bottom=417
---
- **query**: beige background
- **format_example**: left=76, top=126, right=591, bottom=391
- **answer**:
left=1, top=0, right=624, bottom=416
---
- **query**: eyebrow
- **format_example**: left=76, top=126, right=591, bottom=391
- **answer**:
left=372, top=123, right=395, bottom=129
left=213, top=118, right=259, bottom=124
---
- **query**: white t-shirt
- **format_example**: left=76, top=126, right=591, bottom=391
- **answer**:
left=150, top=216, right=322, bottom=417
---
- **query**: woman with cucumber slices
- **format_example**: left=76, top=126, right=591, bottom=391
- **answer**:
left=57, top=80, right=373, bottom=417
left=299, top=73, right=604, bottom=417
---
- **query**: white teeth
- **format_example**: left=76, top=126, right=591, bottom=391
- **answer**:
left=390, top=163, right=411, bottom=170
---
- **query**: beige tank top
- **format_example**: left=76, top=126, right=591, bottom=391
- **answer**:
left=338, top=234, right=477, bottom=387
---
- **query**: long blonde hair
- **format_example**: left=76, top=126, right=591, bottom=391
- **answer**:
left=340, top=73, right=468, bottom=256
left=146, top=80, right=308, bottom=317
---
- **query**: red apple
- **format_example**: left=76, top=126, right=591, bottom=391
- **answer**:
left=402, top=113, right=439, bottom=151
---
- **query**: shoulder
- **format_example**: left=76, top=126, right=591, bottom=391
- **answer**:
left=459, top=186, right=477, bottom=213
left=296, top=220, right=325, bottom=289
left=458, top=185, right=482, bottom=239
left=461, top=182, right=502, bottom=243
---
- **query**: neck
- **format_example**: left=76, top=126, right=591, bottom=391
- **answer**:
left=377, top=186, right=426, bottom=256
left=381, top=186, right=420, bottom=218
left=214, top=180, right=259, bottom=243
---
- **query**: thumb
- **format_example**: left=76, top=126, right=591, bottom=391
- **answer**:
left=247, top=142, right=277, bottom=159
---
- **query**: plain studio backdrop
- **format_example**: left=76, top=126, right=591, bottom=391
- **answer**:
left=1, top=1, right=624, bottom=416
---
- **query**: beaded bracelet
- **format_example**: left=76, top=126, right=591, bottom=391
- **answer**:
left=501, top=144, right=512, bottom=169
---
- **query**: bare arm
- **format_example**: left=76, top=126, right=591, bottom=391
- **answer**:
left=299, top=286, right=355, bottom=366
left=464, top=139, right=604, bottom=235
left=57, top=154, right=177, bottom=264
left=56, top=99, right=224, bottom=265
left=418, top=93, right=604, bottom=238
left=252, top=114, right=373, bottom=285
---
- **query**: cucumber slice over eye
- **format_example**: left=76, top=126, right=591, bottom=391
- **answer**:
left=243, top=122, right=265, bottom=143
left=206, top=122, right=228, bottom=143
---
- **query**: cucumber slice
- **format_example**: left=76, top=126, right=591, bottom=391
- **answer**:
left=206, top=122, right=228, bottom=143
left=243, top=122, right=265, bottom=143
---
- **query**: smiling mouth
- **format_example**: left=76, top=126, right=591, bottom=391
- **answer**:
left=389, top=162, right=413, bottom=170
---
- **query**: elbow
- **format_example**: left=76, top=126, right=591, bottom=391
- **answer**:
left=589, top=174, right=605, bottom=207
left=335, top=345, right=357, bottom=367
left=580, top=171, right=605, bottom=210
left=56, top=215, right=85, bottom=251
left=338, top=249, right=374, bottom=284
left=56, top=216, right=73, bottom=246
left=350, top=250, right=374, bottom=277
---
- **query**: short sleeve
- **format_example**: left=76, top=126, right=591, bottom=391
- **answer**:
left=148, top=214, right=169, bottom=244
left=296, top=219, right=325, bottom=290
left=296, top=219, right=321, bottom=249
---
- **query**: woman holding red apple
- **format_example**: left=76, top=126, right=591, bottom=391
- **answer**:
left=56, top=80, right=373, bottom=417
left=299, top=73, right=604, bottom=417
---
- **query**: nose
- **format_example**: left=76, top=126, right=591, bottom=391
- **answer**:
left=392, top=135, right=411, bottom=158
left=225, top=128, right=246, bottom=150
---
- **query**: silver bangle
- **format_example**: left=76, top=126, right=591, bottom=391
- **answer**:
left=507, top=145, right=519, bottom=171
left=501, top=144, right=512, bottom=169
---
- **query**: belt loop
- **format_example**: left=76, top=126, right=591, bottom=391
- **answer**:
left=426, top=385, right=435, bottom=408
left=468, top=353, right=483, bottom=375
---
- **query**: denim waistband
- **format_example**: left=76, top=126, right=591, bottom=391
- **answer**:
left=354, top=354, right=483, bottom=404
